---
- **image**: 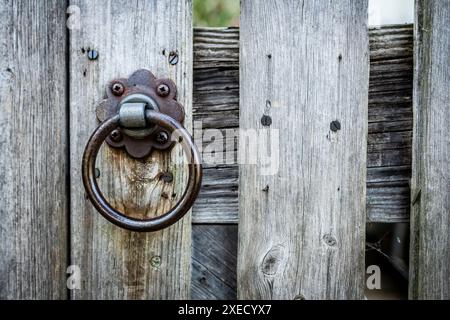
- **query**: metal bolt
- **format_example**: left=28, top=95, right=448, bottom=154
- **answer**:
left=111, top=82, right=125, bottom=96
left=330, top=120, right=341, bottom=132
left=168, top=51, right=179, bottom=65
left=161, top=172, right=173, bottom=183
left=261, top=115, right=272, bottom=127
left=294, top=294, right=306, bottom=300
left=155, top=131, right=169, bottom=144
left=87, top=49, right=99, bottom=61
left=262, top=185, right=269, bottom=192
left=157, top=84, right=170, bottom=97
left=110, top=129, right=123, bottom=142
left=150, top=256, right=161, bottom=268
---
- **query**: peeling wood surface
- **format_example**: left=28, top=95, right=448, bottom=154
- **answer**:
left=0, top=0, right=68, bottom=299
left=409, top=0, right=450, bottom=300
left=69, top=0, right=192, bottom=299
left=237, top=0, right=369, bottom=299
left=192, top=25, right=413, bottom=224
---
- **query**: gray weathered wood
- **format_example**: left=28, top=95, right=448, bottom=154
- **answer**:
left=192, top=57, right=239, bottom=223
left=237, top=0, right=368, bottom=299
left=367, top=25, right=413, bottom=222
left=194, top=28, right=239, bottom=69
left=191, top=225, right=237, bottom=300
left=0, top=0, right=68, bottom=299
left=69, top=0, right=192, bottom=299
left=190, top=24, right=413, bottom=300
left=409, top=0, right=450, bottom=300
left=192, top=25, right=413, bottom=224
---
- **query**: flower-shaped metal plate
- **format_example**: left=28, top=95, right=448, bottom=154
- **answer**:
left=95, top=69, right=185, bottom=158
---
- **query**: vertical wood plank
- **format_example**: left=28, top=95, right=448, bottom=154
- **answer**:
left=0, top=0, right=68, bottom=299
left=238, top=0, right=369, bottom=299
left=69, top=0, right=192, bottom=299
left=409, top=0, right=450, bottom=300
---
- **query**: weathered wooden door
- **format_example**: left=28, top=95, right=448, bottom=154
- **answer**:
left=0, top=0, right=449, bottom=300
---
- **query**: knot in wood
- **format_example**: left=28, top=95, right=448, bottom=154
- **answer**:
left=261, top=245, right=285, bottom=275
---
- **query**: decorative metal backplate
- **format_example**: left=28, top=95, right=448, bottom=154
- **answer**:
left=95, top=69, right=185, bottom=158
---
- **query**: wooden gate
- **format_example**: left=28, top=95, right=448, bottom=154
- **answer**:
left=0, top=0, right=448, bottom=300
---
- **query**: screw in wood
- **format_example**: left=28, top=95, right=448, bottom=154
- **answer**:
left=330, top=120, right=341, bottom=132
left=168, top=51, right=179, bottom=65
left=87, top=49, right=99, bottom=61
left=261, top=115, right=272, bottom=127
left=150, top=256, right=161, bottom=268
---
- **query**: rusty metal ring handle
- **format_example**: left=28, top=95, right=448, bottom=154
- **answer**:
left=82, top=110, right=202, bottom=232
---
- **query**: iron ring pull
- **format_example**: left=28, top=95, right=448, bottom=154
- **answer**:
left=82, top=110, right=202, bottom=232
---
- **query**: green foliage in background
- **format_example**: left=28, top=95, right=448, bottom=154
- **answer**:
left=194, top=0, right=239, bottom=27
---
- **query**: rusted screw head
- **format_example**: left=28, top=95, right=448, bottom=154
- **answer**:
left=110, top=129, right=123, bottom=142
left=155, top=131, right=169, bottom=144
left=157, top=84, right=170, bottom=97
left=111, top=82, right=125, bottom=96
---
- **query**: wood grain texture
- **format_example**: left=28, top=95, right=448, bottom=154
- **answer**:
left=409, top=0, right=450, bottom=300
left=194, top=28, right=239, bottom=69
left=0, top=0, right=68, bottom=299
left=367, top=25, right=413, bottom=222
left=69, top=0, right=192, bottom=299
left=192, top=29, right=239, bottom=223
left=191, top=225, right=237, bottom=300
left=192, top=25, right=413, bottom=224
left=237, top=0, right=368, bottom=299
left=192, top=57, right=239, bottom=223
